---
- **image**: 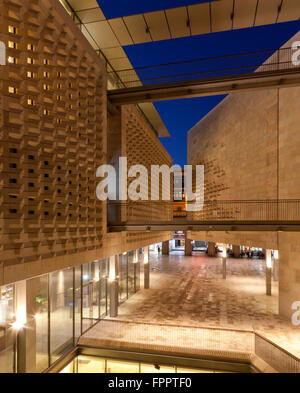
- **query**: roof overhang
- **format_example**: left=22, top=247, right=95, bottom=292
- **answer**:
left=64, top=0, right=300, bottom=137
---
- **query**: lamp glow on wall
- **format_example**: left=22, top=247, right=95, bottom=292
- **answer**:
left=108, top=273, right=115, bottom=282
left=12, top=318, right=25, bottom=331
left=12, top=306, right=26, bottom=330
left=13, top=281, right=27, bottom=330
left=222, top=245, right=227, bottom=258
left=274, top=250, right=279, bottom=260
left=266, top=250, right=272, bottom=268
left=108, top=256, right=116, bottom=282
left=144, top=247, right=149, bottom=264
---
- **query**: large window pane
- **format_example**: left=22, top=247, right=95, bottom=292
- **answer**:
left=0, top=285, right=15, bottom=373
left=82, top=263, right=93, bottom=333
left=118, top=253, right=128, bottom=303
left=78, top=355, right=105, bottom=373
left=128, top=251, right=135, bottom=297
left=107, top=359, right=139, bottom=373
left=99, top=259, right=108, bottom=317
left=141, top=363, right=175, bottom=373
left=32, top=275, right=49, bottom=372
left=91, top=261, right=100, bottom=321
left=50, top=268, right=74, bottom=363
left=176, top=367, right=205, bottom=373
left=82, top=261, right=101, bottom=332
left=74, top=266, right=82, bottom=341
left=60, top=359, right=77, bottom=373
left=135, top=249, right=142, bottom=292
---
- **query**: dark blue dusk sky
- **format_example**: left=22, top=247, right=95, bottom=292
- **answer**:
left=98, top=1, right=300, bottom=165
left=98, top=0, right=213, bottom=19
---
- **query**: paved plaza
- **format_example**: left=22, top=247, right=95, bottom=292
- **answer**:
left=82, top=252, right=300, bottom=359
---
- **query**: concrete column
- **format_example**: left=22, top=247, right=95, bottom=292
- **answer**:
left=222, top=257, right=227, bottom=279
left=184, top=233, right=192, bottom=256
left=232, top=245, right=241, bottom=258
left=266, top=250, right=272, bottom=296
left=15, top=281, right=37, bottom=373
left=221, top=245, right=227, bottom=279
left=109, top=280, right=118, bottom=317
left=207, top=242, right=216, bottom=257
left=162, top=241, right=169, bottom=255
left=133, top=250, right=139, bottom=293
left=144, top=246, right=150, bottom=289
left=273, top=250, right=279, bottom=282
left=109, top=256, right=119, bottom=317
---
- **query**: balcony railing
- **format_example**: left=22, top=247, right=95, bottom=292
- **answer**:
left=80, top=319, right=300, bottom=373
left=108, top=47, right=300, bottom=89
left=108, top=200, right=300, bottom=224
left=255, top=333, right=300, bottom=373
left=189, top=199, right=300, bottom=221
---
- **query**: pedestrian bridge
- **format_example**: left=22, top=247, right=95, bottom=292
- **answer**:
left=108, top=47, right=300, bottom=104
left=107, top=200, right=300, bottom=232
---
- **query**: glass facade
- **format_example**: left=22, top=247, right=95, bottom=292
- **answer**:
left=0, top=249, right=143, bottom=373
left=82, top=260, right=109, bottom=332
left=60, top=354, right=213, bottom=373
left=33, top=275, right=49, bottom=372
left=50, top=268, right=74, bottom=363
left=74, top=266, right=82, bottom=344
left=119, top=253, right=128, bottom=303
left=118, top=250, right=141, bottom=305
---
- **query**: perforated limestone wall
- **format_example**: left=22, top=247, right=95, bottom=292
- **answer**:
left=122, top=105, right=173, bottom=222
left=0, top=0, right=107, bottom=284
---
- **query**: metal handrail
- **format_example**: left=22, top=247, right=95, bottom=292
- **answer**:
left=255, top=333, right=300, bottom=373
left=108, top=47, right=287, bottom=73
left=108, top=46, right=298, bottom=88
left=108, top=199, right=300, bottom=222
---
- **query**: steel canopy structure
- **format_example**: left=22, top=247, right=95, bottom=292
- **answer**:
left=63, top=0, right=300, bottom=135
left=107, top=66, right=300, bottom=104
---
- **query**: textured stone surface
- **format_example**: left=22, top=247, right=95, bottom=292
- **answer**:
left=80, top=319, right=254, bottom=362
left=122, top=105, right=173, bottom=222
left=187, top=33, right=300, bottom=320
left=0, top=0, right=107, bottom=283
left=0, top=1, right=173, bottom=286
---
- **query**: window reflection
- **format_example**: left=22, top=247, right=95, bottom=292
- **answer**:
left=82, top=259, right=108, bottom=333
left=60, top=359, right=76, bottom=373
left=78, top=355, right=105, bottom=373
left=119, top=253, right=128, bottom=303
left=50, top=268, right=74, bottom=363
left=128, top=251, right=135, bottom=297
left=0, top=251, right=141, bottom=373
left=140, top=363, right=175, bottom=373
left=60, top=356, right=217, bottom=374
left=99, top=259, right=108, bottom=317
left=118, top=251, right=140, bottom=305
left=74, top=266, right=82, bottom=342
left=0, top=285, right=15, bottom=373
left=82, top=261, right=93, bottom=333
left=32, top=276, right=49, bottom=372
left=107, top=359, right=139, bottom=373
